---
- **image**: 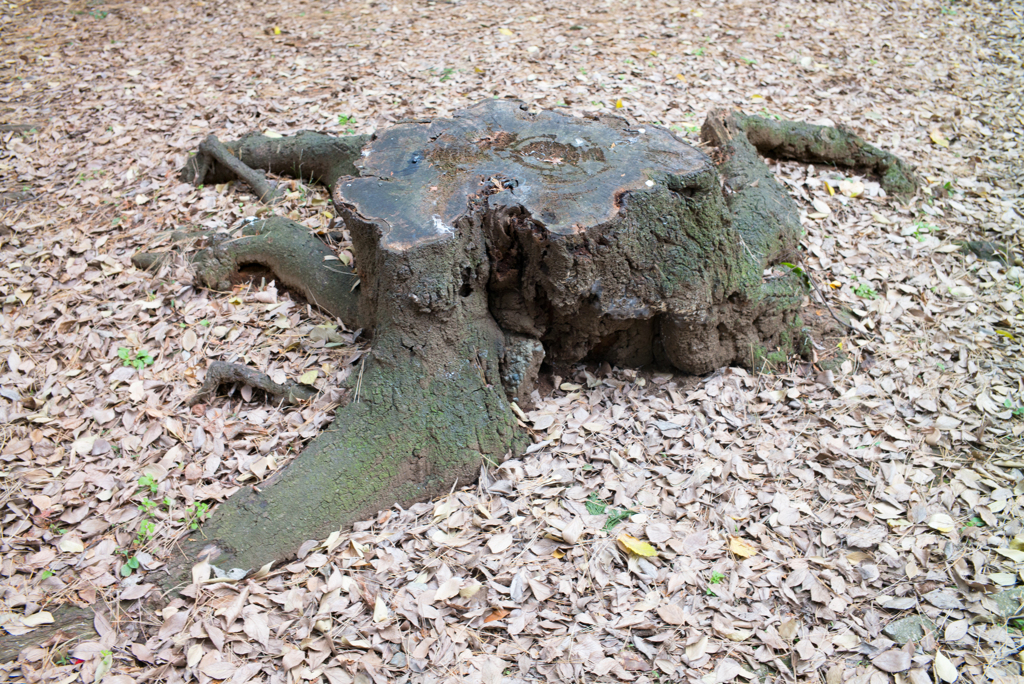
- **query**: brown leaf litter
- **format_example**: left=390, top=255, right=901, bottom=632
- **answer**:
left=1, top=0, right=1023, bottom=682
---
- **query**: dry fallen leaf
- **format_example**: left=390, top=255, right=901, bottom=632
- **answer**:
left=484, top=608, right=510, bottom=623
left=728, top=535, right=758, bottom=558
left=487, top=533, right=514, bottom=553
left=21, top=611, right=54, bottom=627
left=934, top=651, right=959, bottom=682
left=872, top=649, right=912, bottom=673
left=927, top=513, right=955, bottom=534
left=656, top=603, right=687, bottom=626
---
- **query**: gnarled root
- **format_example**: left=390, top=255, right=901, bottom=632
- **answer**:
left=193, top=135, right=285, bottom=203
left=180, top=130, right=369, bottom=195
left=131, top=217, right=362, bottom=326
left=0, top=604, right=97, bottom=662
left=162, top=348, right=524, bottom=590
left=188, top=361, right=320, bottom=407
left=717, top=110, right=919, bottom=198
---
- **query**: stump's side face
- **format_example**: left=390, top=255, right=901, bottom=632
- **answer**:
left=334, top=100, right=776, bottom=375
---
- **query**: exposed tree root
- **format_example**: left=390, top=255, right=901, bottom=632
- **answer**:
left=132, top=217, right=361, bottom=325
left=0, top=123, right=39, bottom=133
left=0, top=604, right=97, bottom=663
left=180, top=130, right=368, bottom=193
left=193, top=135, right=285, bottom=203
left=187, top=361, right=319, bottom=406
left=727, top=111, right=920, bottom=198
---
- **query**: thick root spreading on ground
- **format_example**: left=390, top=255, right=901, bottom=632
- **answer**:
left=730, top=111, right=919, bottom=198
left=132, top=217, right=361, bottom=325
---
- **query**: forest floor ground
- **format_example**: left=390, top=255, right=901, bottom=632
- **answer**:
left=1, top=0, right=1023, bottom=682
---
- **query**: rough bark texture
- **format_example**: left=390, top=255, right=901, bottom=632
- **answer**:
left=730, top=112, right=919, bottom=198
left=0, top=604, right=97, bottom=663
left=187, top=360, right=319, bottom=406
left=136, top=101, right=915, bottom=586
left=132, top=217, right=361, bottom=324
left=180, top=130, right=369, bottom=192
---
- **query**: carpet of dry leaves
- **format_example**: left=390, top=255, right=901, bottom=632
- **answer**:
left=2, top=0, right=1023, bottom=682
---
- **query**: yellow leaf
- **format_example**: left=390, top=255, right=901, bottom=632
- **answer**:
left=552, top=549, right=565, bottom=559
left=824, top=180, right=834, bottom=196
left=930, top=129, right=949, bottom=148
left=498, top=28, right=513, bottom=36
left=273, top=26, right=281, bottom=35
left=615, top=98, right=624, bottom=109
left=729, top=535, right=758, bottom=558
left=299, top=370, right=319, bottom=385
left=617, top=534, right=657, bottom=557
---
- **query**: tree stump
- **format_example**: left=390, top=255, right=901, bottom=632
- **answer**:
left=134, top=100, right=915, bottom=585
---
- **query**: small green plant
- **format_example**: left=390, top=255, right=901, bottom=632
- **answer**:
left=135, top=519, right=156, bottom=546
left=780, top=262, right=811, bottom=291
left=1002, top=398, right=1024, bottom=418
left=693, top=47, right=705, bottom=57
left=120, top=553, right=141, bottom=577
left=137, top=498, right=159, bottom=516
left=741, top=56, right=756, bottom=65
left=853, top=283, right=878, bottom=300
left=137, top=474, right=159, bottom=495
left=962, top=516, right=986, bottom=528
left=182, top=502, right=211, bottom=530
left=118, top=347, right=154, bottom=370
left=584, top=492, right=636, bottom=530
left=337, top=114, right=356, bottom=134
left=39, top=570, right=55, bottom=580
left=438, top=67, right=456, bottom=82
left=705, top=570, right=726, bottom=595
left=911, top=220, right=936, bottom=241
